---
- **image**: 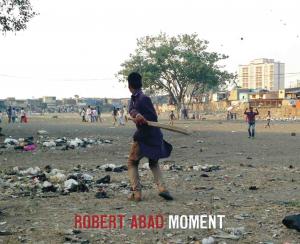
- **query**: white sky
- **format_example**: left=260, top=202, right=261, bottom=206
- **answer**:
left=1, top=0, right=300, bottom=99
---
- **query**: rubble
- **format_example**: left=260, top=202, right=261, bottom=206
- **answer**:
left=96, top=175, right=111, bottom=184
left=191, top=164, right=221, bottom=172
left=37, top=130, right=48, bottom=135
left=249, top=186, right=258, bottom=190
left=202, top=236, right=215, bottom=244
left=0, top=136, right=113, bottom=152
left=212, top=226, right=247, bottom=241
left=282, top=214, right=300, bottom=231
left=1, top=137, right=36, bottom=152
left=19, top=167, right=41, bottom=176
left=95, top=188, right=109, bottom=199
left=98, top=164, right=127, bottom=172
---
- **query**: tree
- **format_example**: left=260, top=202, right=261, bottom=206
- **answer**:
left=117, top=33, right=235, bottom=111
left=0, top=0, right=38, bottom=32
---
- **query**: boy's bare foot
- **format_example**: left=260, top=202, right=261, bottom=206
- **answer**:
left=128, top=191, right=142, bottom=202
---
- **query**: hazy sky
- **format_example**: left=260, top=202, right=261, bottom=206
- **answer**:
left=1, top=0, right=300, bottom=99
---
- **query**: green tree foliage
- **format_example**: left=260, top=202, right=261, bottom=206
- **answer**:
left=0, top=0, right=38, bottom=32
left=118, top=33, right=235, bottom=109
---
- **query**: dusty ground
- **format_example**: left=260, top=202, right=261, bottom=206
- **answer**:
left=0, top=114, right=299, bottom=244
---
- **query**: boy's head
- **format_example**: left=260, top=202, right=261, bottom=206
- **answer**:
left=128, top=72, right=142, bottom=93
left=249, top=106, right=253, bottom=112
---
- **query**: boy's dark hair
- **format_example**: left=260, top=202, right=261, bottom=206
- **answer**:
left=128, top=72, right=142, bottom=89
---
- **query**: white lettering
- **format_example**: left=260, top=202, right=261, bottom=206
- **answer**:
left=168, top=215, right=179, bottom=229
left=180, top=215, right=188, bottom=229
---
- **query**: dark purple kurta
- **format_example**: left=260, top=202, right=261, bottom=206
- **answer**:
left=129, top=89, right=172, bottom=160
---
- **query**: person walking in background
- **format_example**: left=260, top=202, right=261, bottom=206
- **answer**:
left=11, top=108, right=17, bottom=123
left=80, top=108, right=86, bottom=122
left=118, top=107, right=125, bottom=126
left=169, top=111, right=176, bottom=126
left=86, top=106, right=92, bottom=122
left=112, top=107, right=118, bottom=126
left=91, top=107, right=97, bottom=123
left=265, top=110, right=271, bottom=128
left=123, top=105, right=128, bottom=123
left=20, top=107, right=27, bottom=123
left=244, top=107, right=259, bottom=138
left=96, top=106, right=102, bottom=123
left=7, top=106, right=12, bottom=123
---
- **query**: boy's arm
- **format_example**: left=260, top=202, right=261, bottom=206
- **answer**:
left=255, top=109, right=259, bottom=115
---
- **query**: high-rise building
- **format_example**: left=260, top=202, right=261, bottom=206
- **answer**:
left=238, top=59, right=285, bottom=91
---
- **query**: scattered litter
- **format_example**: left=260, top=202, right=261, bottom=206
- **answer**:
left=202, top=236, right=215, bottom=244
left=96, top=175, right=111, bottom=184
left=95, top=188, right=109, bottom=199
left=20, top=167, right=41, bottom=176
left=282, top=214, right=300, bottom=231
left=249, top=186, right=258, bottom=190
left=37, top=130, right=48, bottom=135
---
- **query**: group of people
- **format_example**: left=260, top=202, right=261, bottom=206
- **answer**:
left=80, top=106, right=102, bottom=123
left=0, top=106, right=28, bottom=124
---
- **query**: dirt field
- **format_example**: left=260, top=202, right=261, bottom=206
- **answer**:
left=0, top=114, right=299, bottom=244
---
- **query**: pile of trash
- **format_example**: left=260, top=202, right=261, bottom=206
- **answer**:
left=0, top=135, right=113, bottom=152
left=39, top=137, right=113, bottom=150
left=0, top=137, right=37, bottom=151
left=0, top=164, right=128, bottom=199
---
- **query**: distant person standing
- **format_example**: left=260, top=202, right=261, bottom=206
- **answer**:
left=244, top=107, right=259, bottom=138
left=20, top=108, right=27, bottom=123
left=112, top=107, right=118, bottom=126
left=118, top=107, right=125, bottom=125
left=265, top=110, right=271, bottom=128
left=123, top=105, right=128, bottom=123
left=11, top=108, right=17, bottom=123
left=169, top=111, right=176, bottom=126
left=91, top=107, right=97, bottom=123
left=80, top=108, right=86, bottom=122
left=0, top=110, right=2, bottom=124
left=86, top=106, right=92, bottom=122
left=7, top=106, right=12, bottom=123
left=96, top=106, right=102, bottom=123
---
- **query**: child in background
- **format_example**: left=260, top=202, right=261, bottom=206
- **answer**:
left=20, top=108, right=27, bottom=123
left=265, top=110, right=271, bottom=128
left=169, top=111, right=176, bottom=126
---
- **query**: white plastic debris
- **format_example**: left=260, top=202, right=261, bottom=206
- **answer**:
left=81, top=173, right=93, bottom=181
left=202, top=236, right=215, bottom=244
left=49, top=173, right=66, bottom=183
left=4, top=138, right=19, bottom=145
left=19, top=167, right=41, bottom=176
left=100, top=164, right=116, bottom=170
left=68, top=138, right=83, bottom=147
left=141, top=163, right=150, bottom=170
left=192, top=165, right=202, bottom=171
left=64, top=179, right=78, bottom=190
left=42, top=181, right=53, bottom=188
left=37, top=130, right=48, bottom=135
left=43, top=141, right=56, bottom=147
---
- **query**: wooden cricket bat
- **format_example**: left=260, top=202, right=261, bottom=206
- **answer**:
left=128, top=117, right=190, bottom=135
